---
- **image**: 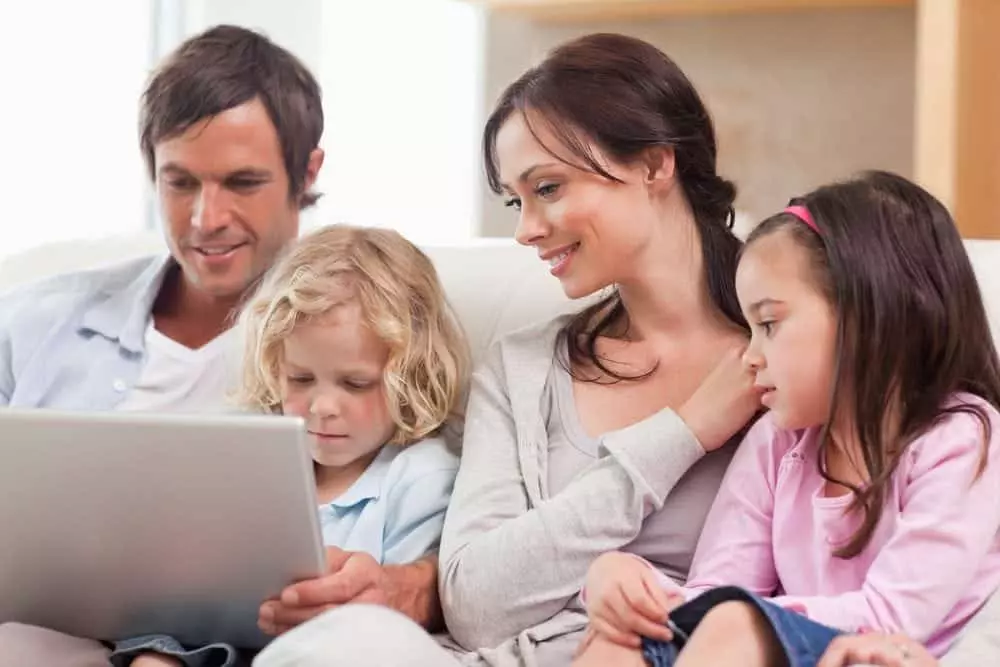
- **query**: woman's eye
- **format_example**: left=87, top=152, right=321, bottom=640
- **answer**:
left=504, top=197, right=522, bottom=211
left=536, top=183, right=559, bottom=198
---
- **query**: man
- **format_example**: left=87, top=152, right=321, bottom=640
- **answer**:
left=0, top=24, right=440, bottom=667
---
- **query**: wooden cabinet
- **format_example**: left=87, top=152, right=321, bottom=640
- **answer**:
left=915, top=0, right=1000, bottom=239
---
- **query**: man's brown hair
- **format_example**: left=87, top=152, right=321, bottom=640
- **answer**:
left=140, top=24, right=324, bottom=207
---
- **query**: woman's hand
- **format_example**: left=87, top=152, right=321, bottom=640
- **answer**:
left=817, top=633, right=937, bottom=667
left=677, top=345, right=762, bottom=451
left=583, top=551, right=684, bottom=648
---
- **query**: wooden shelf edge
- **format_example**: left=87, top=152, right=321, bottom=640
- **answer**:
left=462, top=0, right=914, bottom=22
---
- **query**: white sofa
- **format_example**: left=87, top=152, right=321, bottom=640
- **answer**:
left=1, top=232, right=999, bottom=360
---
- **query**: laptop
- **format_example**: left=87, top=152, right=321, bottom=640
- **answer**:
left=0, top=408, right=326, bottom=649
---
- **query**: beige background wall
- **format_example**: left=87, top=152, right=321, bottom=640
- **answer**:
left=479, top=6, right=916, bottom=237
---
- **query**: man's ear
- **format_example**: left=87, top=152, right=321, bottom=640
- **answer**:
left=304, top=148, right=325, bottom=191
left=641, top=146, right=676, bottom=193
left=297, top=148, right=326, bottom=207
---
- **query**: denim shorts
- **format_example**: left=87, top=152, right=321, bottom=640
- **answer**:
left=640, top=586, right=842, bottom=667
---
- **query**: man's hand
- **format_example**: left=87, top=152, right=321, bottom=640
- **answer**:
left=258, top=547, right=441, bottom=635
left=584, top=551, right=684, bottom=648
left=258, top=547, right=392, bottom=635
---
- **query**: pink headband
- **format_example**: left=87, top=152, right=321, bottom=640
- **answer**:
left=784, top=205, right=819, bottom=234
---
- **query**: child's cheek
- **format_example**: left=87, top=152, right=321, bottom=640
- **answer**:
left=281, top=394, right=310, bottom=419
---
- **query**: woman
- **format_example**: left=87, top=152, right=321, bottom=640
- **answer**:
left=254, top=32, right=762, bottom=667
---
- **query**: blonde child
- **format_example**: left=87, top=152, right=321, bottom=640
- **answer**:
left=124, top=224, right=469, bottom=667
left=238, top=223, right=468, bottom=562
left=576, top=172, right=1000, bottom=667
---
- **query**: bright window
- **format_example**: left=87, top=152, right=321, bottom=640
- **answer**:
left=315, top=0, right=484, bottom=243
left=0, top=0, right=157, bottom=260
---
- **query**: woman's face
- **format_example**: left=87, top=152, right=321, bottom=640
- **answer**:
left=494, top=112, right=670, bottom=299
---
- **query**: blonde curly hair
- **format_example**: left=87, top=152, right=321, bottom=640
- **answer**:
left=237, top=224, right=470, bottom=446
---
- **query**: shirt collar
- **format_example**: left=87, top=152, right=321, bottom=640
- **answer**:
left=78, top=254, right=174, bottom=354
left=327, top=446, right=397, bottom=509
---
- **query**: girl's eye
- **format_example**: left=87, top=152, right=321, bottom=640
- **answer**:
left=504, top=197, right=522, bottom=211
left=759, top=321, right=775, bottom=336
left=286, top=375, right=314, bottom=386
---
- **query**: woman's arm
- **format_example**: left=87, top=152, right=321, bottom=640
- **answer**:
left=439, top=344, right=742, bottom=650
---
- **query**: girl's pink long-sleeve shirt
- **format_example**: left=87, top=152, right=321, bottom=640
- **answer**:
left=665, top=395, right=1000, bottom=657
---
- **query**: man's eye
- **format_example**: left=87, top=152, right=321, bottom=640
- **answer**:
left=167, top=178, right=197, bottom=191
left=229, top=179, right=264, bottom=191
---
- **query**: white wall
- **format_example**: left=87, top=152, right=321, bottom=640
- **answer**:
left=0, top=0, right=153, bottom=259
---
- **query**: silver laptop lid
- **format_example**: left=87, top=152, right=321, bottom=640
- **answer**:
left=0, top=409, right=325, bottom=649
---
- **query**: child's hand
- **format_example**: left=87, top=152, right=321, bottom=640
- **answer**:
left=129, top=655, right=184, bottom=667
left=583, top=551, right=684, bottom=648
left=817, top=633, right=936, bottom=667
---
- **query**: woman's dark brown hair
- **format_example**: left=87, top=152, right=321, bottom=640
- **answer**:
left=482, top=33, right=746, bottom=380
left=745, top=170, right=1000, bottom=558
left=140, top=25, right=324, bottom=208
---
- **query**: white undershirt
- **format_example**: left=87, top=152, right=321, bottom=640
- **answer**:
left=115, top=322, right=241, bottom=414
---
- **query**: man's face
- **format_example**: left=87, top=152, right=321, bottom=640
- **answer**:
left=154, top=98, right=314, bottom=300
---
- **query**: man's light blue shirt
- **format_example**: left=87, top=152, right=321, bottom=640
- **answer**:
left=0, top=255, right=172, bottom=409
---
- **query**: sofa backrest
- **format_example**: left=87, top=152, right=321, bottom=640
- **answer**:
left=2, top=233, right=999, bottom=364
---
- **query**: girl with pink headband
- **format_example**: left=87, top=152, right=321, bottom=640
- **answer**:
left=575, top=171, right=1000, bottom=667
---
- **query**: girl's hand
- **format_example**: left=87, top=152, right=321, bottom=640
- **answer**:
left=817, top=633, right=937, bottom=667
left=677, top=345, right=763, bottom=452
left=583, top=551, right=684, bottom=647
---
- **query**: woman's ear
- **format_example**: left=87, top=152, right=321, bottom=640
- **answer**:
left=642, top=146, right=676, bottom=193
